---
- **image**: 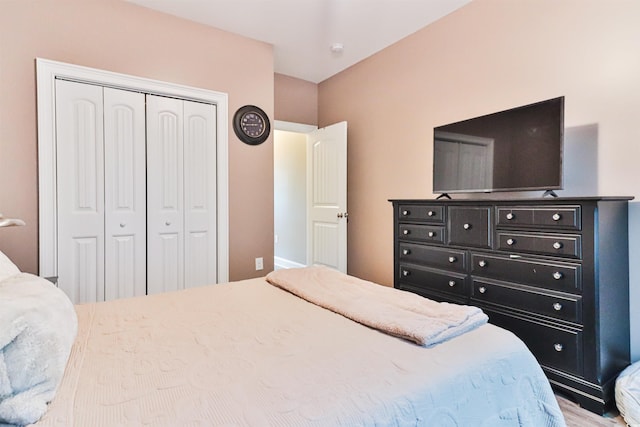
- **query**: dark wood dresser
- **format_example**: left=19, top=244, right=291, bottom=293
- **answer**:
left=390, top=197, right=632, bottom=414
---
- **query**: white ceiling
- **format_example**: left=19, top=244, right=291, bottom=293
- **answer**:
left=129, top=0, right=471, bottom=83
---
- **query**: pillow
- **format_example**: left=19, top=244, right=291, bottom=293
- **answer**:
left=616, top=361, right=640, bottom=427
left=0, top=250, right=19, bottom=282
left=615, top=361, right=640, bottom=426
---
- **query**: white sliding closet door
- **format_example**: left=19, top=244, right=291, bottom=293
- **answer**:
left=54, top=79, right=217, bottom=302
left=146, top=95, right=185, bottom=294
left=56, top=80, right=105, bottom=304
left=184, top=101, right=218, bottom=288
left=103, top=87, right=147, bottom=300
left=56, top=80, right=146, bottom=303
left=146, top=95, right=217, bottom=294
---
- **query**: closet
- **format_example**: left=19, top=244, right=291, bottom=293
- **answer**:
left=55, top=79, right=217, bottom=304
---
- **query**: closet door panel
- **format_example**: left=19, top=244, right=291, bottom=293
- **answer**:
left=104, top=88, right=146, bottom=300
left=147, top=95, right=185, bottom=294
left=184, top=101, right=217, bottom=287
left=157, top=233, right=181, bottom=293
left=55, top=80, right=105, bottom=304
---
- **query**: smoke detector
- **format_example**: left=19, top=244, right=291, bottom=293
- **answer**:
left=330, top=43, right=344, bottom=54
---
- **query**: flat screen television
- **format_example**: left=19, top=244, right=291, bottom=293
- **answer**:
left=433, top=97, right=564, bottom=195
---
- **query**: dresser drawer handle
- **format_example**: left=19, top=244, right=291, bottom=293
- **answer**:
left=403, top=229, right=410, bottom=235
left=553, top=271, right=563, bottom=280
left=448, top=280, right=456, bottom=287
left=448, top=256, right=457, bottom=263
left=402, top=249, right=411, bottom=255
left=553, top=302, right=563, bottom=311
left=402, top=210, right=410, bottom=216
left=506, top=238, right=515, bottom=246
left=427, top=210, right=436, bottom=217
left=478, top=260, right=487, bottom=268
left=402, top=270, right=410, bottom=277
left=463, top=223, right=471, bottom=230
left=554, top=343, right=564, bottom=352
left=552, top=213, right=562, bottom=221
left=553, top=241, right=563, bottom=250
left=506, top=212, right=515, bottom=220
left=478, top=286, right=487, bottom=294
left=428, top=231, right=436, bottom=237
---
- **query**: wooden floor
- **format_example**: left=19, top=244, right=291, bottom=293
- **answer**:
left=556, top=395, right=627, bottom=426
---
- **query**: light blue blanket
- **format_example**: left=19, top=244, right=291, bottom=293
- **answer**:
left=0, top=264, right=77, bottom=427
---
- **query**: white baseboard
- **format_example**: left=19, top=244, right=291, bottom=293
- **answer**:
left=274, top=256, right=306, bottom=270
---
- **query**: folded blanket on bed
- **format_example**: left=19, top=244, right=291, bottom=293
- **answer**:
left=266, top=266, right=488, bottom=347
left=0, top=272, right=77, bottom=427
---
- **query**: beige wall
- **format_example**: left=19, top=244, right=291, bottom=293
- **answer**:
left=274, top=73, right=318, bottom=125
left=318, top=0, right=640, bottom=359
left=0, top=0, right=274, bottom=279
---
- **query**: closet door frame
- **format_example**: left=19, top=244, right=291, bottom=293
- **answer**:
left=36, top=58, right=229, bottom=284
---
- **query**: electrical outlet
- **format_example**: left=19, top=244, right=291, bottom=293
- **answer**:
left=255, top=257, right=264, bottom=271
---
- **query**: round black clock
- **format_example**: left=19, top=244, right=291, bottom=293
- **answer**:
left=233, top=105, right=271, bottom=145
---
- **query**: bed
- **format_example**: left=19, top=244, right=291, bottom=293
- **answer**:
left=0, top=256, right=566, bottom=426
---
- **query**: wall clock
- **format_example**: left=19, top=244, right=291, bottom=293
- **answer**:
left=233, top=105, right=271, bottom=145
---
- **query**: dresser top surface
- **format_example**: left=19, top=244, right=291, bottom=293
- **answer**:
left=389, top=196, right=634, bottom=204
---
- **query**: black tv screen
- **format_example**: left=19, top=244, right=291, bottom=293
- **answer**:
left=433, top=97, right=564, bottom=194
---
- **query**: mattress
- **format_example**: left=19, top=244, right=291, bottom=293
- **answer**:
left=31, top=277, right=565, bottom=426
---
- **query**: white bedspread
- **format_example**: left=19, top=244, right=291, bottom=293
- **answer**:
left=32, top=277, right=566, bottom=426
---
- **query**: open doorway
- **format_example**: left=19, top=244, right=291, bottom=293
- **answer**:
left=273, top=121, right=316, bottom=270
left=273, top=120, right=348, bottom=272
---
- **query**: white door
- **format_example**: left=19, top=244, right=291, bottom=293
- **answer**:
left=56, top=81, right=147, bottom=303
left=183, top=101, right=217, bottom=288
left=103, top=87, right=147, bottom=300
left=146, top=95, right=217, bottom=294
left=306, top=122, right=348, bottom=273
left=56, top=80, right=105, bottom=303
left=146, top=95, right=185, bottom=294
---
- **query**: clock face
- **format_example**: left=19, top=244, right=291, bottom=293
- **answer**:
left=233, top=105, right=270, bottom=145
left=240, top=111, right=266, bottom=138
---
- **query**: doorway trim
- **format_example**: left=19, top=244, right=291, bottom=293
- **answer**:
left=274, top=120, right=317, bottom=134
left=36, top=58, right=229, bottom=283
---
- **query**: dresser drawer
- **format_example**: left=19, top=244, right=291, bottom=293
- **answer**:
left=398, top=204, right=445, bottom=223
left=398, top=263, right=467, bottom=297
left=472, top=280, right=581, bottom=323
left=497, top=232, right=581, bottom=259
left=396, top=284, right=466, bottom=305
left=488, top=311, right=582, bottom=376
left=448, top=207, right=491, bottom=249
left=497, top=206, right=581, bottom=230
left=470, top=253, right=580, bottom=292
left=399, top=243, right=465, bottom=272
left=398, top=224, right=445, bottom=244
